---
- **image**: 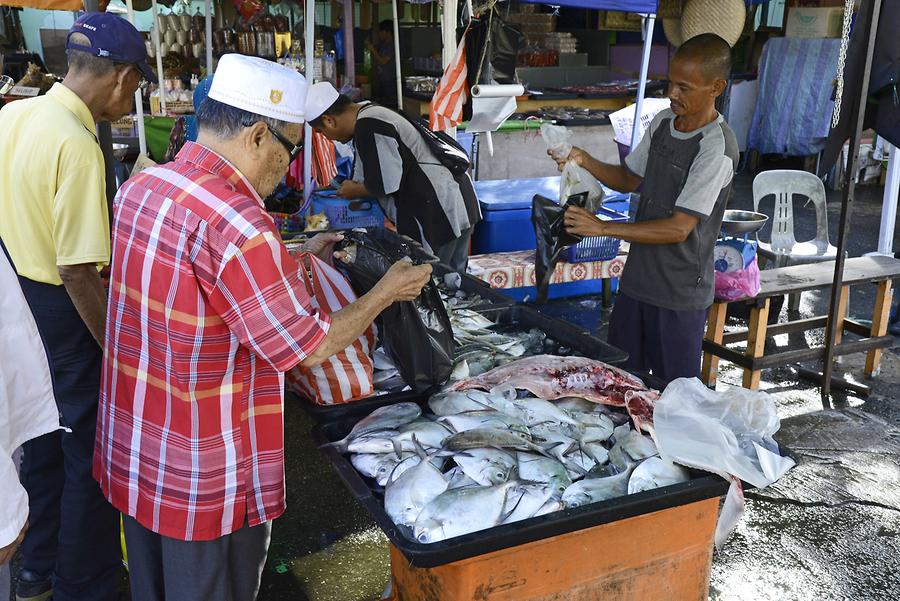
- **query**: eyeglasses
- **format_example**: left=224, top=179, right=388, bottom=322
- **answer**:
left=265, top=123, right=303, bottom=163
left=240, top=119, right=303, bottom=163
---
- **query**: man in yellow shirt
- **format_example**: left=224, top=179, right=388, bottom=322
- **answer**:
left=0, top=13, right=155, bottom=601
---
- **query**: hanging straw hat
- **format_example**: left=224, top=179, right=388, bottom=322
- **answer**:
left=664, top=0, right=746, bottom=48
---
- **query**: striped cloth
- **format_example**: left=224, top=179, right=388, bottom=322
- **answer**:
left=94, top=142, right=331, bottom=542
left=311, top=129, right=338, bottom=186
left=429, top=29, right=469, bottom=132
left=285, top=252, right=377, bottom=404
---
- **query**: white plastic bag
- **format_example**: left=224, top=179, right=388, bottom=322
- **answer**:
left=653, top=378, right=796, bottom=549
left=541, top=123, right=604, bottom=212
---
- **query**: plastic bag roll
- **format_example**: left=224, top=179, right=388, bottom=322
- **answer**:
left=471, top=84, right=525, bottom=98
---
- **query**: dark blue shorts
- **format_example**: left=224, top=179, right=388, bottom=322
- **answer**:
left=607, top=293, right=709, bottom=384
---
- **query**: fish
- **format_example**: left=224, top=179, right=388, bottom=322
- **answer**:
left=627, top=457, right=691, bottom=494
left=390, top=420, right=452, bottom=455
left=553, top=397, right=597, bottom=413
left=452, top=448, right=517, bottom=486
left=384, top=443, right=449, bottom=528
left=530, top=423, right=579, bottom=463
left=428, top=390, right=516, bottom=416
left=573, top=414, right=615, bottom=439
left=450, top=359, right=470, bottom=381
left=438, top=411, right=529, bottom=435
left=501, top=483, right=557, bottom=525
left=384, top=453, right=447, bottom=486
left=346, top=430, right=401, bottom=454
left=562, top=465, right=636, bottom=509
left=510, top=397, right=580, bottom=427
left=327, top=402, right=422, bottom=452
left=349, top=453, right=393, bottom=480
left=444, top=466, right=480, bottom=490
left=608, top=426, right=658, bottom=472
left=449, top=355, right=648, bottom=407
left=441, top=428, right=537, bottom=453
left=515, top=451, right=572, bottom=496
left=535, top=498, right=566, bottom=516
left=449, top=309, right=497, bottom=331
left=413, top=482, right=517, bottom=543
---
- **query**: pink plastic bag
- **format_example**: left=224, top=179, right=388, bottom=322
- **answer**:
left=714, top=256, right=761, bottom=302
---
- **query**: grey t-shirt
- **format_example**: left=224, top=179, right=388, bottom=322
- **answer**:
left=620, top=109, right=739, bottom=311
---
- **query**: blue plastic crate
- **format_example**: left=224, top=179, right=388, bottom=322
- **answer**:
left=564, top=206, right=629, bottom=263
left=311, top=191, right=385, bottom=229
left=496, top=277, right=619, bottom=302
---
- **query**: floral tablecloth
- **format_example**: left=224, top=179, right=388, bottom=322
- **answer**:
left=467, top=249, right=627, bottom=289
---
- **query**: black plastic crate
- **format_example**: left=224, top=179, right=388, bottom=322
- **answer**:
left=310, top=392, right=730, bottom=568
left=431, top=263, right=514, bottom=310
left=296, top=304, right=628, bottom=423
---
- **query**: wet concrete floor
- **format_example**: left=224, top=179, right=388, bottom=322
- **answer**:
left=257, top=172, right=900, bottom=601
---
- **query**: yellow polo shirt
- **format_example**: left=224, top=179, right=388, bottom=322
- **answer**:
left=0, top=83, right=109, bottom=286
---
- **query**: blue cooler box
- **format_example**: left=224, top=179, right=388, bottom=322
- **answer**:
left=472, top=176, right=630, bottom=254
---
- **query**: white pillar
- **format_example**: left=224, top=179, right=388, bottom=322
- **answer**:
left=204, top=0, right=213, bottom=75
left=877, top=144, right=900, bottom=255
left=303, top=0, right=315, bottom=202
left=151, top=0, right=166, bottom=114
left=125, top=0, right=146, bottom=155
left=630, top=14, right=656, bottom=150
left=391, top=0, right=402, bottom=110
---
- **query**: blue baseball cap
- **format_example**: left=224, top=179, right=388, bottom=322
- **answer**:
left=66, top=13, right=157, bottom=83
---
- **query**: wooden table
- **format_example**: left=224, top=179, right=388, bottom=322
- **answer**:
left=701, top=256, right=900, bottom=390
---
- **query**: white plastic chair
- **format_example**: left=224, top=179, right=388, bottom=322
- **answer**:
left=753, top=170, right=838, bottom=264
left=752, top=169, right=838, bottom=309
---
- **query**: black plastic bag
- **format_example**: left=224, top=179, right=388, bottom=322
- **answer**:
left=336, top=230, right=454, bottom=392
left=532, top=193, right=589, bottom=304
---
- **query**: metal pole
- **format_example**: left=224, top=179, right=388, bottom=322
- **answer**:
left=205, top=0, right=214, bottom=75
left=125, top=0, right=147, bottom=156
left=877, top=145, right=900, bottom=255
left=151, top=0, right=166, bottom=114
left=342, top=0, right=355, bottom=86
left=83, top=0, right=117, bottom=210
left=391, top=0, right=402, bottom=110
left=821, top=0, right=884, bottom=406
left=303, top=0, right=315, bottom=203
left=630, top=14, right=656, bottom=151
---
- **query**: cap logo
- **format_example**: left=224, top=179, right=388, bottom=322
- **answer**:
left=269, top=89, right=283, bottom=105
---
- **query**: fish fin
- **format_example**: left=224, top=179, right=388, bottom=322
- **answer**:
left=320, top=438, right=349, bottom=454
left=454, top=451, right=475, bottom=458
left=567, top=462, right=589, bottom=477
left=499, top=489, right=526, bottom=524
left=411, top=435, right=428, bottom=460
left=391, top=438, right=404, bottom=460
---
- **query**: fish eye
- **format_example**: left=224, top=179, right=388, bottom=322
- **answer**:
left=497, top=472, right=506, bottom=480
left=417, top=533, right=429, bottom=543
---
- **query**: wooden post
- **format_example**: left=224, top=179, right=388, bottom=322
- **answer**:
left=866, top=280, right=893, bottom=376
left=832, top=285, right=850, bottom=345
left=743, top=298, right=771, bottom=390
left=701, top=302, right=728, bottom=388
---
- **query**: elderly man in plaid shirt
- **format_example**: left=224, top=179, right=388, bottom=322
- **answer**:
left=93, top=54, right=431, bottom=601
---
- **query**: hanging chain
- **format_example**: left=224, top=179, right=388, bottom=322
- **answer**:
left=831, top=0, right=856, bottom=129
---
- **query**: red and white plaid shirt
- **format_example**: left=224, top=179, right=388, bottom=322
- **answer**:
left=94, top=142, right=330, bottom=541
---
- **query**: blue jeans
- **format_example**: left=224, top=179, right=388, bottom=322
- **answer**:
left=17, top=277, right=121, bottom=601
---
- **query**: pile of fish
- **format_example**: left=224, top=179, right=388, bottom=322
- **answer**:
left=332, top=355, right=690, bottom=544
left=372, top=290, right=577, bottom=391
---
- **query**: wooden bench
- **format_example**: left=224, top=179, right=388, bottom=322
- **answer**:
left=701, top=256, right=900, bottom=390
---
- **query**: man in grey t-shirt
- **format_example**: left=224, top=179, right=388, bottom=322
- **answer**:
left=551, top=34, right=738, bottom=383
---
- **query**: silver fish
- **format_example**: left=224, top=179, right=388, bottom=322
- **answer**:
left=452, top=448, right=517, bottom=486
left=627, top=457, right=691, bottom=494
left=384, top=446, right=448, bottom=528
left=428, top=390, right=516, bottom=416
left=501, top=483, right=556, bottom=525
left=384, top=453, right=447, bottom=487
left=562, top=465, right=636, bottom=509
left=442, top=428, right=533, bottom=452
left=450, top=359, right=470, bottom=381
left=535, top=498, right=566, bottom=517
left=328, top=402, right=421, bottom=452
left=574, top=415, right=615, bottom=442
left=390, top=420, right=452, bottom=455
left=608, top=427, right=658, bottom=472
left=515, top=451, right=572, bottom=496
left=346, top=430, right=400, bottom=454
left=349, top=453, right=393, bottom=480
left=444, top=466, right=480, bottom=490
left=438, top=411, right=529, bottom=434
left=554, top=397, right=597, bottom=413
left=413, top=482, right=517, bottom=544
left=511, top=397, right=580, bottom=427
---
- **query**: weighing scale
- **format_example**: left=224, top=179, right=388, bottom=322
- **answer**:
left=714, top=210, right=769, bottom=273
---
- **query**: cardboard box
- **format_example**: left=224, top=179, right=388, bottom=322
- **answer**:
left=785, top=7, right=845, bottom=38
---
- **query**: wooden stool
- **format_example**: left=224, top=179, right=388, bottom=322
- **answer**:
left=701, top=256, right=900, bottom=391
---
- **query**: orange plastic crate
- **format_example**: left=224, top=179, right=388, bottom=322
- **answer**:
left=387, top=497, right=718, bottom=601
